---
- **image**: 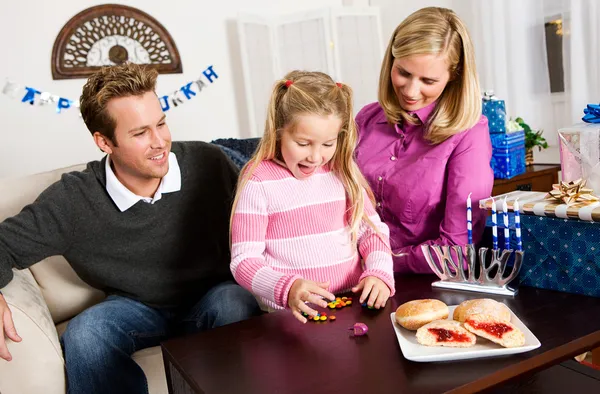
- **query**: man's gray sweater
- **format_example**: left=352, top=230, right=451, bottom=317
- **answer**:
left=0, top=141, right=239, bottom=307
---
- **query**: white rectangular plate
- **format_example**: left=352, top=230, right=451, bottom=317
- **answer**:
left=390, top=305, right=541, bottom=362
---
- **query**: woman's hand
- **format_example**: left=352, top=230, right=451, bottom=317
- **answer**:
left=352, top=276, right=390, bottom=309
left=288, top=279, right=335, bottom=323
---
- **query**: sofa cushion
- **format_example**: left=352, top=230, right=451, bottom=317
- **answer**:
left=0, top=269, right=66, bottom=394
left=133, top=347, right=168, bottom=394
left=29, top=256, right=105, bottom=324
left=211, top=138, right=260, bottom=169
left=0, top=164, right=86, bottom=222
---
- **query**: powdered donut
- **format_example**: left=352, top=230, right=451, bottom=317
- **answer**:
left=453, top=298, right=511, bottom=323
left=395, top=299, right=449, bottom=330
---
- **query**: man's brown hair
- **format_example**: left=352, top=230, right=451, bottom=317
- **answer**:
left=80, top=62, right=158, bottom=145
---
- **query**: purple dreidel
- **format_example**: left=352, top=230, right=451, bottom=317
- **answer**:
left=348, top=322, right=368, bottom=336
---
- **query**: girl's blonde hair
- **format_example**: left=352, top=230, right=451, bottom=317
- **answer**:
left=231, top=70, right=378, bottom=244
left=378, top=7, right=482, bottom=144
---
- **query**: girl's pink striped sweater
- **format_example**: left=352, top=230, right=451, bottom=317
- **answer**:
left=230, top=160, right=395, bottom=310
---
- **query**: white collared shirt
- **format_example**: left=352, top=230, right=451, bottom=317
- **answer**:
left=105, top=152, right=182, bottom=212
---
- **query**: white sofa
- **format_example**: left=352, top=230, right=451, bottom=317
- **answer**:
left=0, top=164, right=168, bottom=394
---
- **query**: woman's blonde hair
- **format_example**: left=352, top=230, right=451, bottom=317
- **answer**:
left=378, top=7, right=482, bottom=144
left=231, top=70, right=378, bottom=244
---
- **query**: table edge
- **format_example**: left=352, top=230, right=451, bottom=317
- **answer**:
left=448, top=330, right=600, bottom=393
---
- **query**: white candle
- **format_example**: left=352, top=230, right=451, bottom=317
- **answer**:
left=503, top=196, right=510, bottom=250
left=467, top=193, right=473, bottom=245
left=514, top=199, right=522, bottom=251
left=491, top=197, right=498, bottom=250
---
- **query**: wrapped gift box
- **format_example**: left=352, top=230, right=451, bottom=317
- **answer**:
left=480, top=191, right=600, bottom=221
left=479, top=191, right=600, bottom=297
left=518, top=215, right=600, bottom=297
left=558, top=122, right=600, bottom=194
left=482, top=96, right=507, bottom=133
left=490, top=130, right=526, bottom=179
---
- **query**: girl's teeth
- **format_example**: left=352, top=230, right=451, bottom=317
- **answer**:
left=151, top=153, right=164, bottom=160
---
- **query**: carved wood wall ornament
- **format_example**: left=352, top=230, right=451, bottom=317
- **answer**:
left=51, top=4, right=183, bottom=80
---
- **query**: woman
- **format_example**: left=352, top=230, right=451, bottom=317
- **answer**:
left=355, top=7, right=494, bottom=273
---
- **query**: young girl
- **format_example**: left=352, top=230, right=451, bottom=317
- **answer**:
left=230, top=71, right=395, bottom=323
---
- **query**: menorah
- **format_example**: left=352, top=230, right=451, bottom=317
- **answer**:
left=421, top=244, right=524, bottom=296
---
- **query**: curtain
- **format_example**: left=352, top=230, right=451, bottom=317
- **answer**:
left=452, top=0, right=554, bottom=143
left=563, top=0, right=600, bottom=124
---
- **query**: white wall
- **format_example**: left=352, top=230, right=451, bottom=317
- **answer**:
left=0, top=0, right=342, bottom=179
left=370, top=0, right=453, bottom=41
left=1, top=0, right=566, bottom=179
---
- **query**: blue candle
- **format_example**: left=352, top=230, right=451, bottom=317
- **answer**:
left=467, top=193, right=473, bottom=245
left=491, top=197, right=498, bottom=250
left=502, top=197, right=510, bottom=250
left=514, top=199, right=522, bottom=251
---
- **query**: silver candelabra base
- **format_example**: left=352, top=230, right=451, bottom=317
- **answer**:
left=421, top=244, right=524, bottom=296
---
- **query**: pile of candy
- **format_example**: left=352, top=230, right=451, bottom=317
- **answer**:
left=300, top=296, right=354, bottom=322
left=328, top=296, right=352, bottom=309
left=302, top=311, right=336, bottom=321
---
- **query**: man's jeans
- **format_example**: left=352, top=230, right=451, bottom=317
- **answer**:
left=60, top=281, right=261, bottom=394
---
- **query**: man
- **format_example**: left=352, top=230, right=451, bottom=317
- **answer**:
left=0, top=63, right=261, bottom=393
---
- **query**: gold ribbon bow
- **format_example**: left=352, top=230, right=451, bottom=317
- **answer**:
left=545, top=178, right=600, bottom=205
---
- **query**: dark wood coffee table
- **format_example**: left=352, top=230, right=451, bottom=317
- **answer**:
left=161, top=274, right=600, bottom=394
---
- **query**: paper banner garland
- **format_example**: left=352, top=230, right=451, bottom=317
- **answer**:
left=1, top=65, right=219, bottom=115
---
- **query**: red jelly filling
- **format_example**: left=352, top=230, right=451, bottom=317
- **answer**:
left=428, top=328, right=472, bottom=343
left=469, top=321, right=513, bottom=338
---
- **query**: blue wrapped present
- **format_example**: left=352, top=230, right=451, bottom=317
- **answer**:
left=482, top=93, right=506, bottom=133
left=490, top=129, right=524, bottom=148
left=490, top=130, right=526, bottom=179
left=519, top=215, right=600, bottom=297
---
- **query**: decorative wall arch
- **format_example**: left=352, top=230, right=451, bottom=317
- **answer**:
left=51, top=4, right=183, bottom=80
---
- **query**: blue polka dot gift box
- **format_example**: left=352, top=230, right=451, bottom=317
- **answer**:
left=482, top=92, right=506, bottom=134
left=519, top=215, right=600, bottom=298
left=480, top=191, right=600, bottom=297
left=490, top=130, right=526, bottom=179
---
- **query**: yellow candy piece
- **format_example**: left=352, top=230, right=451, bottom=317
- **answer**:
left=346, top=301, right=352, bottom=306
left=342, top=297, right=348, bottom=301
left=319, top=315, right=327, bottom=321
left=313, top=316, right=320, bottom=321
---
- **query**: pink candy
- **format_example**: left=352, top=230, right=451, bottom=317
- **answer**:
left=349, top=322, right=369, bottom=336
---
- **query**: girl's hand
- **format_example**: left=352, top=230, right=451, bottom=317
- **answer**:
left=352, top=276, right=390, bottom=309
left=288, top=279, right=335, bottom=323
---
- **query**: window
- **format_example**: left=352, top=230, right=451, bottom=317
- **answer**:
left=544, top=16, right=564, bottom=93
left=237, top=7, right=383, bottom=137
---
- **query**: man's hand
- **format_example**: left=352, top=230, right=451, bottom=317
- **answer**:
left=352, top=276, right=390, bottom=309
left=287, top=279, right=335, bottom=323
left=0, top=294, right=21, bottom=361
